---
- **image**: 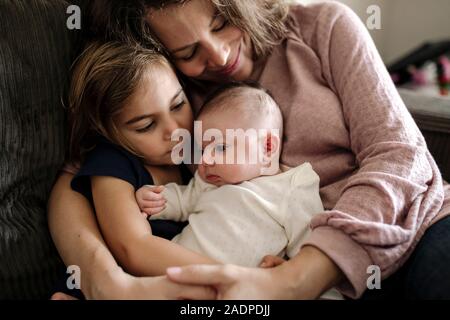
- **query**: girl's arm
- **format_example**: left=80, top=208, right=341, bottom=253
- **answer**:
left=91, top=175, right=217, bottom=276
left=48, top=172, right=216, bottom=299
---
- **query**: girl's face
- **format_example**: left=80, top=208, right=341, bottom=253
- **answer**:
left=116, top=65, right=193, bottom=165
left=146, top=0, right=254, bottom=83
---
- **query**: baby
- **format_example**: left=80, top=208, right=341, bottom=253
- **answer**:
left=137, top=82, right=319, bottom=266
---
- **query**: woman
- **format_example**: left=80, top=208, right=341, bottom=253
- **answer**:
left=49, top=0, right=450, bottom=299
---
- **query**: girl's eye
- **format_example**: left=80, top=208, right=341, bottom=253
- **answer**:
left=136, top=122, right=155, bottom=133
left=171, top=101, right=186, bottom=111
left=212, top=18, right=228, bottom=32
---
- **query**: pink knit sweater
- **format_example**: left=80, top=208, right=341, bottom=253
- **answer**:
left=190, top=2, right=450, bottom=298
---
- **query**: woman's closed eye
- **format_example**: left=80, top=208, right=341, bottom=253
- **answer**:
left=171, top=100, right=186, bottom=111
left=180, top=17, right=229, bottom=61
left=212, top=17, right=228, bottom=33
left=181, top=47, right=198, bottom=61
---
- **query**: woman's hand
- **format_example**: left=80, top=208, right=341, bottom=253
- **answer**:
left=81, top=263, right=216, bottom=300
left=167, top=246, right=343, bottom=300
left=167, top=264, right=290, bottom=300
left=93, top=269, right=216, bottom=300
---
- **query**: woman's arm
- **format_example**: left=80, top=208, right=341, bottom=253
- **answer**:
left=48, top=172, right=216, bottom=299
left=48, top=172, right=123, bottom=299
left=299, top=2, right=444, bottom=298
left=91, top=176, right=217, bottom=276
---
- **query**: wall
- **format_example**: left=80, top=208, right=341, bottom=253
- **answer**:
left=296, top=0, right=450, bottom=64
left=382, top=0, right=450, bottom=64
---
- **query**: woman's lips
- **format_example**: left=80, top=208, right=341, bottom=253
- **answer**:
left=217, top=45, right=241, bottom=76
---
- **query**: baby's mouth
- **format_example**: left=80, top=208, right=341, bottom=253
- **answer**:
left=205, top=174, right=221, bottom=183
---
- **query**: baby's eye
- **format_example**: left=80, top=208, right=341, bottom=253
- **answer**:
left=215, top=144, right=227, bottom=152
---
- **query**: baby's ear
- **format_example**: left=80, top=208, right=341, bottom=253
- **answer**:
left=262, top=130, right=281, bottom=162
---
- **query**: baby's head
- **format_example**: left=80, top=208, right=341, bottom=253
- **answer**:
left=196, top=82, right=283, bottom=186
left=69, top=41, right=193, bottom=165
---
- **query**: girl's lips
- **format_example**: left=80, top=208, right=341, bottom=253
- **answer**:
left=217, top=45, right=241, bottom=76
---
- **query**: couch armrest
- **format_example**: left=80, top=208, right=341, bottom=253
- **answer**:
left=399, top=88, right=450, bottom=181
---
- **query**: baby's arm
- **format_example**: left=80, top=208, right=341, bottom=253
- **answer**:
left=92, top=176, right=217, bottom=276
left=284, top=165, right=324, bottom=258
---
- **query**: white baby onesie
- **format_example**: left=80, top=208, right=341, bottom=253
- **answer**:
left=151, top=162, right=323, bottom=266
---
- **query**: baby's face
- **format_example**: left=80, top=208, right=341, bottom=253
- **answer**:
left=196, top=111, right=274, bottom=187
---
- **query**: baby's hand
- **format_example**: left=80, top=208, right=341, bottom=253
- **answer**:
left=259, top=255, right=286, bottom=268
left=135, top=185, right=167, bottom=217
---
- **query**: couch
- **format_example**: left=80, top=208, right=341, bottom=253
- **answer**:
left=1, top=0, right=449, bottom=299
left=0, top=0, right=83, bottom=299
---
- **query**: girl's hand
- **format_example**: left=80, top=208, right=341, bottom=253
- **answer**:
left=135, top=185, right=167, bottom=217
left=259, top=255, right=286, bottom=268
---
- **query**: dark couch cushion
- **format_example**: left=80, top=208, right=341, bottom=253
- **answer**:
left=0, top=0, right=81, bottom=299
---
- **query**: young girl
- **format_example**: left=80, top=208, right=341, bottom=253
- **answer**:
left=67, top=41, right=217, bottom=281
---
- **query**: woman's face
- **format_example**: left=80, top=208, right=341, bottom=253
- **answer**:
left=116, top=65, right=193, bottom=166
left=146, top=0, right=254, bottom=83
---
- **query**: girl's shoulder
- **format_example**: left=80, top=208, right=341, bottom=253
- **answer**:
left=71, top=136, right=152, bottom=201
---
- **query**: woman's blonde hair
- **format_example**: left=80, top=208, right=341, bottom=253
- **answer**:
left=88, top=0, right=289, bottom=58
left=68, top=41, right=171, bottom=162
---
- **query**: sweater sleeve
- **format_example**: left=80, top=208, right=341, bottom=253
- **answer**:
left=299, top=2, right=444, bottom=298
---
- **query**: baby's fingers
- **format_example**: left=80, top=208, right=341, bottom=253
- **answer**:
left=259, top=255, right=286, bottom=268
left=150, top=185, right=165, bottom=194
left=140, top=199, right=167, bottom=209
left=142, top=205, right=167, bottom=216
left=141, top=190, right=165, bottom=201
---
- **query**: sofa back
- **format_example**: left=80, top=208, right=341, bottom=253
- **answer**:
left=0, top=0, right=81, bottom=299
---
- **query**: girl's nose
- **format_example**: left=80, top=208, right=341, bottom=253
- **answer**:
left=163, top=117, right=180, bottom=140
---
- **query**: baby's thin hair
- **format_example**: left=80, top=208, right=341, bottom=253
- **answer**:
left=198, top=81, right=283, bottom=135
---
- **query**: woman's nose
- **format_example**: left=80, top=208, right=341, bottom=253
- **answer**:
left=205, top=41, right=230, bottom=68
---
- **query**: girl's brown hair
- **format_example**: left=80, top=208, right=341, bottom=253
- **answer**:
left=68, top=41, right=171, bottom=162
left=88, top=0, right=289, bottom=58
